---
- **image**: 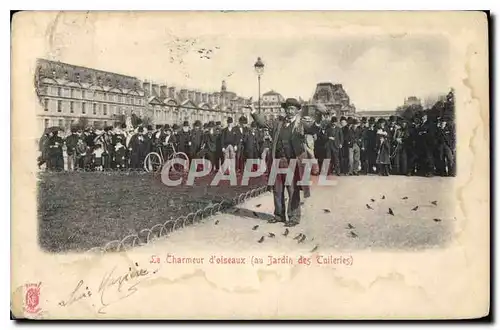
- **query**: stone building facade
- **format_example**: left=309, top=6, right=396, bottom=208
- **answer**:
left=309, top=82, right=356, bottom=118
left=35, top=59, right=253, bottom=135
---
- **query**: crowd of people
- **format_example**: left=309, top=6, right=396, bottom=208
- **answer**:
left=38, top=110, right=456, bottom=177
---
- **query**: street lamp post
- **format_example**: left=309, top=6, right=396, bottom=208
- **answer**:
left=254, top=57, right=265, bottom=114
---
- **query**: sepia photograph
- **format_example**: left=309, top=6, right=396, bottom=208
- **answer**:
left=11, top=11, right=489, bottom=320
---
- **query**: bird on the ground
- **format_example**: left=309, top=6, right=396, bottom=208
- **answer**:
left=366, top=204, right=373, bottom=210
left=433, top=218, right=442, bottom=222
left=381, top=195, right=386, bottom=199
left=346, top=223, right=355, bottom=229
left=257, top=236, right=264, bottom=243
left=310, top=245, right=319, bottom=252
left=283, top=228, right=289, bottom=237
left=388, top=208, right=394, bottom=216
left=298, top=235, right=306, bottom=243
left=293, top=233, right=303, bottom=240
left=349, top=231, right=358, bottom=238
left=252, top=225, right=259, bottom=230
left=323, top=209, right=331, bottom=213
left=402, top=197, right=408, bottom=200
left=370, top=198, right=375, bottom=202
left=411, top=206, right=419, bottom=211
left=268, top=232, right=275, bottom=238
left=253, top=211, right=259, bottom=217
left=255, top=204, right=261, bottom=208
left=214, top=220, right=219, bottom=225
left=431, top=201, right=438, bottom=206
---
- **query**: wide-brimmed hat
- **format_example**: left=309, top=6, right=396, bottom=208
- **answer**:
left=194, top=120, right=202, bottom=127
left=183, top=121, right=189, bottom=127
left=281, top=98, right=302, bottom=110
left=172, top=124, right=180, bottom=130
left=239, top=115, right=248, bottom=124
left=207, top=121, right=215, bottom=128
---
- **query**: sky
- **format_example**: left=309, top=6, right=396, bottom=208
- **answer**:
left=41, top=12, right=451, bottom=111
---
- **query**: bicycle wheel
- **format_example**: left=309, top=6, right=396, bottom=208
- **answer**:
left=144, top=152, right=162, bottom=173
left=171, top=152, right=189, bottom=174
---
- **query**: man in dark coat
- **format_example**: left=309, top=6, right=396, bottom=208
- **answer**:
left=351, top=118, right=364, bottom=175
left=65, top=127, right=79, bottom=171
left=220, top=117, right=241, bottom=171
left=436, top=117, right=455, bottom=176
left=47, top=130, right=64, bottom=171
left=249, top=98, right=324, bottom=227
left=203, top=121, right=219, bottom=172
left=415, top=112, right=436, bottom=177
left=177, top=121, right=191, bottom=156
left=236, top=116, right=249, bottom=172
left=363, top=117, right=378, bottom=174
left=243, top=121, right=261, bottom=171
left=324, top=116, right=343, bottom=175
left=341, top=117, right=355, bottom=175
left=190, top=120, right=204, bottom=159
left=38, top=130, right=50, bottom=169
left=128, top=127, right=150, bottom=169
left=359, top=117, right=369, bottom=174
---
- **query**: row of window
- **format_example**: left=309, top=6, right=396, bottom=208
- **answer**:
left=43, top=99, right=145, bottom=116
left=41, top=86, right=143, bottom=105
left=43, top=118, right=111, bottom=130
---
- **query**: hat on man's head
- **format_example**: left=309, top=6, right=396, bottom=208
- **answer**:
left=172, top=124, right=180, bottom=130
left=194, top=120, right=202, bottom=127
left=281, top=98, right=302, bottom=110
left=250, top=121, right=257, bottom=128
left=146, top=125, right=153, bottom=131
left=331, top=116, right=338, bottom=123
left=377, top=118, right=386, bottom=124
left=389, top=115, right=396, bottom=122
left=207, top=121, right=215, bottom=128
left=347, top=117, right=354, bottom=125
left=340, top=116, right=347, bottom=122
left=164, top=124, right=171, bottom=130
left=70, top=126, right=78, bottom=133
left=183, top=121, right=189, bottom=127
left=227, top=117, right=233, bottom=124
left=137, top=127, right=145, bottom=133
left=216, top=121, right=221, bottom=126
left=239, top=115, right=248, bottom=124
left=353, top=118, right=359, bottom=125
left=361, top=117, right=367, bottom=123
left=368, top=117, right=376, bottom=123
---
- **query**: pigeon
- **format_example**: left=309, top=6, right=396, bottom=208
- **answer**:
left=257, top=236, right=265, bottom=243
left=214, top=220, right=219, bottom=225
left=346, top=223, right=355, bottom=229
left=253, top=211, right=259, bottom=217
left=255, top=204, right=262, bottom=208
left=310, top=245, right=319, bottom=253
left=411, top=206, right=419, bottom=211
left=388, top=208, right=394, bottom=216
left=366, top=204, right=373, bottom=210
left=252, top=225, right=259, bottom=230
left=433, top=218, right=442, bottom=222
left=268, top=233, right=275, bottom=238
left=293, top=233, right=303, bottom=240
left=298, top=235, right=306, bottom=243
left=227, top=72, right=234, bottom=77
left=381, top=195, right=385, bottom=199
left=431, top=201, right=438, bottom=206
left=283, top=229, right=289, bottom=237
left=323, top=209, right=331, bottom=213
left=215, top=46, right=220, bottom=49
left=402, top=197, right=408, bottom=200
left=370, top=199, right=375, bottom=202
left=349, top=231, right=358, bottom=238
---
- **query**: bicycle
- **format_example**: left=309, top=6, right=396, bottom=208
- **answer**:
left=143, top=143, right=190, bottom=173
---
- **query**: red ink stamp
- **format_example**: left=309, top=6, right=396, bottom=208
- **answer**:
left=24, top=282, right=42, bottom=314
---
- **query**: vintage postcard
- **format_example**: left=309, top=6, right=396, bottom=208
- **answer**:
left=11, top=11, right=489, bottom=319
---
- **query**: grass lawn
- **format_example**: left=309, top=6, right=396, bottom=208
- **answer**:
left=38, top=171, right=267, bottom=252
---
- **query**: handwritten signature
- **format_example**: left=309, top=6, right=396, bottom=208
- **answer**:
left=58, top=280, right=92, bottom=307
left=97, top=264, right=149, bottom=314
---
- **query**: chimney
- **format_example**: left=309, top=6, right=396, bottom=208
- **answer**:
left=143, top=81, right=151, bottom=95
left=202, top=93, right=208, bottom=103
left=152, top=84, right=160, bottom=97
left=168, top=86, right=176, bottom=99
left=214, top=93, right=220, bottom=105
left=195, top=92, right=202, bottom=104
left=160, top=85, right=168, bottom=97
left=187, top=90, right=194, bottom=102
left=180, top=89, right=188, bottom=101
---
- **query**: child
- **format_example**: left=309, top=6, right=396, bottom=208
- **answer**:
left=376, top=130, right=391, bottom=176
left=93, top=144, right=104, bottom=171
left=75, top=138, right=88, bottom=169
left=114, top=140, right=126, bottom=170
